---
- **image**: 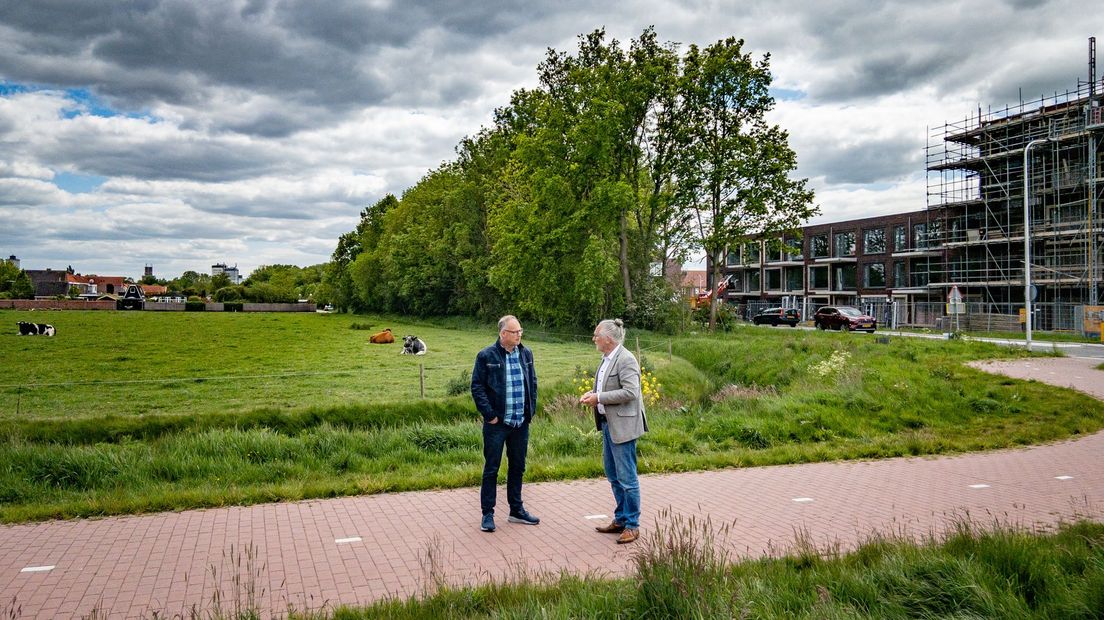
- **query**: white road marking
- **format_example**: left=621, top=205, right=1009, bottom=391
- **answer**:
left=969, top=484, right=990, bottom=489
left=335, top=537, right=362, bottom=544
left=792, top=497, right=814, bottom=503
left=1055, top=475, right=1074, bottom=480
left=20, top=565, right=55, bottom=573
left=584, top=514, right=609, bottom=520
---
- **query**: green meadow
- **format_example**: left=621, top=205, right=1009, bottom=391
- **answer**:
left=1, top=309, right=1103, bottom=523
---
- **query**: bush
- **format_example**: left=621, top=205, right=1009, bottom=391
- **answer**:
left=213, top=286, right=245, bottom=302
left=692, top=301, right=738, bottom=331
left=445, top=370, right=471, bottom=396
left=185, top=301, right=206, bottom=312
left=626, top=277, right=692, bottom=334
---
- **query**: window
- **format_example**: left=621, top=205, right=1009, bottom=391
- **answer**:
left=784, top=267, right=804, bottom=291
left=785, top=237, right=803, bottom=260
left=864, top=263, right=886, bottom=288
left=893, top=225, right=907, bottom=251
left=863, top=228, right=885, bottom=254
left=893, top=261, right=906, bottom=287
left=910, top=259, right=931, bottom=287
left=928, top=220, right=942, bottom=248
left=765, top=269, right=782, bottom=290
left=809, top=265, right=829, bottom=289
left=745, top=242, right=761, bottom=264
left=834, top=231, right=856, bottom=257
left=746, top=270, right=760, bottom=292
left=811, top=234, right=829, bottom=258
left=726, top=249, right=738, bottom=267
left=764, top=240, right=783, bottom=263
left=913, top=223, right=928, bottom=249
left=834, top=264, right=856, bottom=290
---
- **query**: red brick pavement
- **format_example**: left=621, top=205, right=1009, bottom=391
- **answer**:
left=2, top=356, right=1102, bottom=618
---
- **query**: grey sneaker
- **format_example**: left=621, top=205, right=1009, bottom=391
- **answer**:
left=481, top=514, right=495, bottom=532
left=508, top=509, right=540, bottom=525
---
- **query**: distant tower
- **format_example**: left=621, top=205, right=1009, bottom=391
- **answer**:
left=6, top=255, right=19, bottom=269
left=144, top=264, right=154, bottom=278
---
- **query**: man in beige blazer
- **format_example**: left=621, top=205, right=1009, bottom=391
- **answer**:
left=579, top=318, right=648, bottom=543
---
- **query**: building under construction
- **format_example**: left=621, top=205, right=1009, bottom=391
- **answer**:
left=926, top=39, right=1104, bottom=330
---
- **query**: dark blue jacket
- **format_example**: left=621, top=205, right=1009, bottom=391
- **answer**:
left=470, top=340, right=537, bottom=424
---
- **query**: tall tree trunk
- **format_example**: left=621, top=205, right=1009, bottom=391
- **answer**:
left=708, top=248, right=721, bottom=331
left=620, top=211, right=633, bottom=308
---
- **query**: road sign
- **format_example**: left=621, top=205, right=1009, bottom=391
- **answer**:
left=947, top=285, right=965, bottom=315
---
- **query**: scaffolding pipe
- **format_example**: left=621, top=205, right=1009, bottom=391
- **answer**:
left=1024, top=138, right=1049, bottom=346
left=1090, top=36, right=1099, bottom=306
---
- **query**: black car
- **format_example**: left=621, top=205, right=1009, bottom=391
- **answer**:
left=752, top=307, right=801, bottom=327
left=813, top=306, right=877, bottom=332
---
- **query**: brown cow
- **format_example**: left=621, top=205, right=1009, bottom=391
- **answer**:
left=369, top=328, right=394, bottom=344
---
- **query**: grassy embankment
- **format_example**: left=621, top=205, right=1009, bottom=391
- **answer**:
left=1, top=310, right=1102, bottom=523
left=319, top=517, right=1104, bottom=619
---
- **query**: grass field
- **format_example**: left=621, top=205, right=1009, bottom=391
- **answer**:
left=0, top=310, right=599, bottom=420
left=2, top=310, right=1103, bottom=523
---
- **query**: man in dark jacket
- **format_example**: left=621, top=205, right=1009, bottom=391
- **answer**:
left=470, top=315, right=539, bottom=532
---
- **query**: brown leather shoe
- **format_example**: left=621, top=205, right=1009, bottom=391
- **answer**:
left=595, top=521, right=625, bottom=534
left=616, top=528, right=639, bottom=544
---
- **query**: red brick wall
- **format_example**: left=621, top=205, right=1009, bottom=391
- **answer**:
left=0, top=300, right=117, bottom=310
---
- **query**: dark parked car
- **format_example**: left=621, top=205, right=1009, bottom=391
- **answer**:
left=752, top=307, right=801, bottom=327
left=813, top=306, right=877, bottom=332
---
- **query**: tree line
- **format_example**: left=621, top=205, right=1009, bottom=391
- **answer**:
left=324, top=28, right=816, bottom=330
left=0, top=262, right=325, bottom=304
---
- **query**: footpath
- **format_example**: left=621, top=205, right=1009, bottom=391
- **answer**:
left=2, top=356, right=1103, bottom=619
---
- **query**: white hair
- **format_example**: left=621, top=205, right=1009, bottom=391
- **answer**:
left=596, top=318, right=625, bottom=344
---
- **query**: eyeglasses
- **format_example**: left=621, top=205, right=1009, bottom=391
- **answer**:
left=503, top=329, right=523, bottom=335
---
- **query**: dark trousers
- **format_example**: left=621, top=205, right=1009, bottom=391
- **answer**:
left=481, top=421, right=529, bottom=516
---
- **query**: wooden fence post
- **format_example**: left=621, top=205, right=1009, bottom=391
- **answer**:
left=419, top=364, right=425, bottom=398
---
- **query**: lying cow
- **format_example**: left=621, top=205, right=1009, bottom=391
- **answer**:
left=369, top=328, right=395, bottom=344
left=401, top=335, right=426, bottom=355
left=17, top=321, right=56, bottom=336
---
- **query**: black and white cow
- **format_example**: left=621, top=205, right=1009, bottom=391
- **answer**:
left=400, top=335, right=426, bottom=355
left=17, top=321, right=56, bottom=336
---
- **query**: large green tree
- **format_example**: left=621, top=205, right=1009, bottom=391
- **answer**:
left=676, top=38, right=817, bottom=329
left=11, top=270, right=35, bottom=299
left=328, top=29, right=817, bottom=330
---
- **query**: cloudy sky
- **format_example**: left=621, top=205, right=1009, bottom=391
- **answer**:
left=0, top=0, right=1099, bottom=279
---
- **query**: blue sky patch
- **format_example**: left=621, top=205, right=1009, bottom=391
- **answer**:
left=62, top=88, right=126, bottom=119
left=55, top=172, right=107, bottom=194
left=0, top=82, right=30, bottom=96
left=1, top=81, right=146, bottom=119
left=771, top=87, right=806, bottom=101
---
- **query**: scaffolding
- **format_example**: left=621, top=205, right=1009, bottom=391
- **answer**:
left=925, top=46, right=1104, bottom=330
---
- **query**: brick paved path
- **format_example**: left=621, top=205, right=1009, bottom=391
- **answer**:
left=2, top=356, right=1102, bottom=619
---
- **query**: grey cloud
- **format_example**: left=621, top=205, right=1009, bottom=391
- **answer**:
left=219, top=108, right=318, bottom=138
left=803, top=136, right=923, bottom=185
left=815, top=50, right=959, bottom=101
left=0, top=0, right=563, bottom=138
left=46, top=137, right=283, bottom=183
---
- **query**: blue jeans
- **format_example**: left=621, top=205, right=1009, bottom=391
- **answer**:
left=481, top=421, right=529, bottom=516
left=601, top=421, right=640, bottom=529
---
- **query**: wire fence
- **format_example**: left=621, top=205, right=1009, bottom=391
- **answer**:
left=738, top=299, right=1102, bottom=336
